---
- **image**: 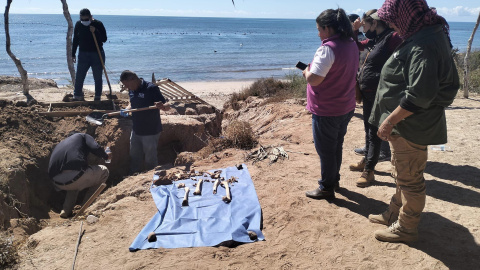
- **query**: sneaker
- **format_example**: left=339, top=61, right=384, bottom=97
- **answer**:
left=378, top=151, right=391, bottom=162
left=356, top=169, right=374, bottom=187
left=72, top=96, right=85, bottom=102
left=354, top=146, right=366, bottom=156
left=369, top=209, right=398, bottom=226
left=305, top=188, right=335, bottom=200
left=374, top=221, right=418, bottom=243
left=349, top=157, right=366, bottom=171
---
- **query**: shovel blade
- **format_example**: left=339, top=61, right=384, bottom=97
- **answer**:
left=86, top=111, right=106, bottom=125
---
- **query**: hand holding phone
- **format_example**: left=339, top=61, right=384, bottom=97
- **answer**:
left=296, top=61, right=308, bottom=71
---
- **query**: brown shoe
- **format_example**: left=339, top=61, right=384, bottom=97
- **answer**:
left=349, top=157, right=365, bottom=171
left=374, top=221, right=418, bottom=243
left=356, top=169, right=374, bottom=187
left=369, top=209, right=398, bottom=226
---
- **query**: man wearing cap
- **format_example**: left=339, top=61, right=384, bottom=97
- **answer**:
left=72, top=8, right=108, bottom=101
left=48, top=132, right=111, bottom=218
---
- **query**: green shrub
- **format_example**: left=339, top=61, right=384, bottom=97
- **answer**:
left=455, top=50, right=480, bottom=93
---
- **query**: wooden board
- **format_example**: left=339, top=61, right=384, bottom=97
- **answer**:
left=38, top=100, right=120, bottom=108
left=37, top=110, right=113, bottom=117
left=155, top=79, right=209, bottom=105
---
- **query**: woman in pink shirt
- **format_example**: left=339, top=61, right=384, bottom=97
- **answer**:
left=304, top=8, right=359, bottom=200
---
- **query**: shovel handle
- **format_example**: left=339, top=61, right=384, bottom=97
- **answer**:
left=106, top=105, right=158, bottom=117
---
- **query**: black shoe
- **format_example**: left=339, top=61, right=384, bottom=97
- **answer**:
left=335, top=182, right=340, bottom=192
left=354, top=147, right=366, bottom=156
left=305, top=188, right=335, bottom=200
left=378, top=151, right=391, bottom=162
left=72, top=96, right=85, bottom=102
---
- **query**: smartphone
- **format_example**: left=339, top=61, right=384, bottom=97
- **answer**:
left=296, top=61, right=308, bottom=71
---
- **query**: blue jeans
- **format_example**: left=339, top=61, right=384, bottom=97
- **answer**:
left=312, top=110, right=354, bottom=191
left=74, top=50, right=105, bottom=97
left=362, top=91, right=383, bottom=170
left=130, top=131, right=161, bottom=174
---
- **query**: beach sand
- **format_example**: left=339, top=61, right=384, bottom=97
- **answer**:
left=83, top=80, right=256, bottom=109
left=1, top=80, right=479, bottom=269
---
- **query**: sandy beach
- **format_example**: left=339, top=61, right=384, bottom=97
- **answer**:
left=1, top=78, right=479, bottom=269
left=83, top=80, right=255, bottom=108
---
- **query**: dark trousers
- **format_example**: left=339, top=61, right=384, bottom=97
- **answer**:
left=362, top=91, right=387, bottom=170
left=74, top=50, right=105, bottom=98
left=312, top=110, right=354, bottom=191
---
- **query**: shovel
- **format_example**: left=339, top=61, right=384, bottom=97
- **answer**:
left=91, top=31, right=117, bottom=101
left=86, top=105, right=158, bottom=125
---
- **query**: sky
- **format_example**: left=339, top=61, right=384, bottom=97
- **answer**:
left=7, top=0, right=480, bottom=22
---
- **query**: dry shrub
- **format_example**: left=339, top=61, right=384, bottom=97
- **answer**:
left=224, top=120, right=257, bottom=149
left=197, top=121, right=257, bottom=158
left=0, top=233, right=17, bottom=268
left=225, top=75, right=307, bottom=110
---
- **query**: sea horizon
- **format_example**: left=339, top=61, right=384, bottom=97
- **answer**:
left=1, top=14, right=479, bottom=86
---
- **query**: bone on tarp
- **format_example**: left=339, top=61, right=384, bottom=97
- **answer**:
left=147, top=232, right=157, bottom=243
left=222, top=181, right=231, bottom=203
left=182, top=187, right=190, bottom=206
left=213, top=179, right=220, bottom=194
left=177, top=183, right=186, bottom=188
left=193, top=179, right=203, bottom=195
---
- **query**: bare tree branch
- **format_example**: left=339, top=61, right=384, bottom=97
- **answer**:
left=4, top=0, right=34, bottom=103
left=463, top=11, right=480, bottom=99
left=61, top=0, right=75, bottom=85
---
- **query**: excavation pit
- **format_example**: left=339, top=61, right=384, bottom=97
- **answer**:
left=0, top=98, right=222, bottom=239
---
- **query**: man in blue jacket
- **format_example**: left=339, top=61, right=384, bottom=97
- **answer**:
left=119, top=70, right=169, bottom=174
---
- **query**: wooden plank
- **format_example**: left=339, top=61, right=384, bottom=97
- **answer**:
left=155, top=79, right=209, bottom=105
left=38, top=110, right=113, bottom=117
left=38, top=100, right=120, bottom=107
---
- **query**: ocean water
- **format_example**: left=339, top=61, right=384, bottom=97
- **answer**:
left=1, top=14, right=479, bottom=86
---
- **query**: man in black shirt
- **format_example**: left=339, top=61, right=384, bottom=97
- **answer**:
left=72, top=8, right=107, bottom=101
left=119, top=70, right=169, bottom=174
left=48, top=133, right=110, bottom=218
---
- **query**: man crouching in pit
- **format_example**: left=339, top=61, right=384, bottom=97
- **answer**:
left=48, top=132, right=110, bottom=218
left=119, top=70, right=169, bottom=174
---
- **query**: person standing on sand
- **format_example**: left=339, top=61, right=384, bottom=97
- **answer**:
left=72, top=8, right=107, bottom=101
left=348, top=9, right=403, bottom=188
left=119, top=70, right=169, bottom=174
left=48, top=132, right=110, bottom=218
left=304, top=8, right=359, bottom=200
left=368, top=0, right=459, bottom=243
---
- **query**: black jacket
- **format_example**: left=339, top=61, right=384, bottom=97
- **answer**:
left=72, top=19, right=107, bottom=57
left=358, top=29, right=398, bottom=92
left=48, top=133, right=108, bottom=178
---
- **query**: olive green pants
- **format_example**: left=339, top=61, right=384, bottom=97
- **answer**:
left=389, top=135, right=427, bottom=229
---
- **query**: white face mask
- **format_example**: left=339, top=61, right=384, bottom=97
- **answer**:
left=81, top=20, right=91, bottom=26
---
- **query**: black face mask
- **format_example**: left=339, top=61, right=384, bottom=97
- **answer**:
left=364, top=29, right=377, bottom=39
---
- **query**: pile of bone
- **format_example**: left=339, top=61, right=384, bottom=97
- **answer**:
left=153, top=168, right=239, bottom=206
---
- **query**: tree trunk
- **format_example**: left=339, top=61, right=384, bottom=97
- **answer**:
left=463, top=11, right=480, bottom=98
left=4, top=0, right=34, bottom=102
left=61, top=0, right=75, bottom=85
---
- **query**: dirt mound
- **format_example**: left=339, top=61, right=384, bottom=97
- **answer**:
left=4, top=90, right=480, bottom=269
left=0, top=76, right=57, bottom=92
left=0, top=96, right=222, bottom=241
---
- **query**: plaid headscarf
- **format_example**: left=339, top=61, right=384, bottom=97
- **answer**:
left=377, top=0, right=450, bottom=40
